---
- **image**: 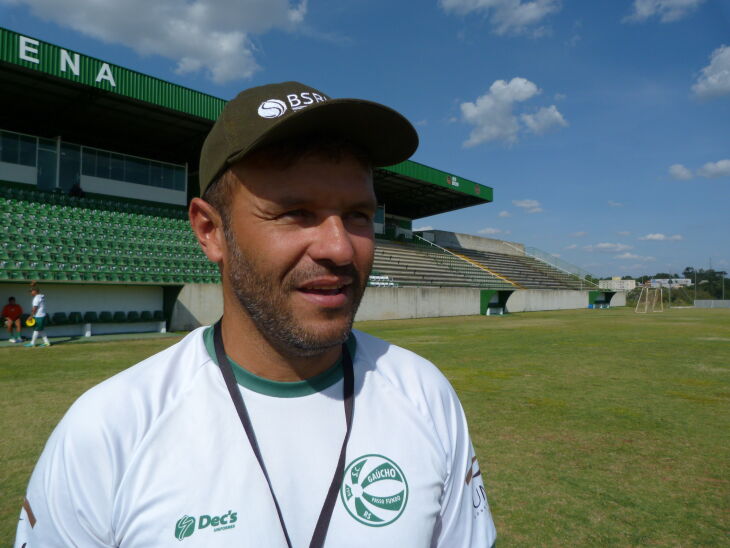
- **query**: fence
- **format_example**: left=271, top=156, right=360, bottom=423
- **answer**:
left=694, top=300, right=730, bottom=309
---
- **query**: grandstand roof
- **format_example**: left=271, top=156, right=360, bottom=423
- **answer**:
left=0, top=26, right=493, bottom=217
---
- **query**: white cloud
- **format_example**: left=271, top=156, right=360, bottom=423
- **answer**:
left=617, top=231, right=631, bottom=236
left=554, top=93, right=567, bottom=101
left=585, top=243, right=633, bottom=252
left=521, top=105, right=568, bottom=135
left=616, top=252, right=655, bottom=261
left=413, top=226, right=433, bottom=232
left=624, top=0, right=705, bottom=23
left=692, top=45, right=730, bottom=99
left=639, top=233, right=683, bottom=241
left=498, top=210, right=511, bottom=217
left=439, top=0, right=561, bottom=36
left=460, top=77, right=539, bottom=146
left=669, top=163, right=693, bottom=180
left=669, top=159, right=730, bottom=179
left=608, top=200, right=623, bottom=207
left=697, top=159, right=730, bottom=178
left=570, top=231, right=587, bottom=237
left=565, top=244, right=577, bottom=250
left=513, top=199, right=543, bottom=213
left=478, top=227, right=509, bottom=235
left=459, top=77, right=567, bottom=146
left=1, top=0, right=307, bottom=83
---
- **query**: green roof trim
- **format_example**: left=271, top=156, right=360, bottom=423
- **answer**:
left=383, top=160, right=493, bottom=201
left=0, top=27, right=225, bottom=121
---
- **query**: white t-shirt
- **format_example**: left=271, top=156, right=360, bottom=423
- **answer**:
left=31, top=294, right=46, bottom=317
left=15, top=327, right=496, bottom=547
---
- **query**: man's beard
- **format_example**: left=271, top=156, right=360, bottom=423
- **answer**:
left=225, top=230, right=370, bottom=357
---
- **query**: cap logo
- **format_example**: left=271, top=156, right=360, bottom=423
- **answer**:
left=257, top=92, right=329, bottom=119
left=257, top=99, right=288, bottom=119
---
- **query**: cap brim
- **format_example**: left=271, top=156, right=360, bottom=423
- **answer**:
left=228, top=98, right=418, bottom=169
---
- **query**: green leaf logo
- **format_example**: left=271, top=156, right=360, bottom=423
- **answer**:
left=340, top=454, right=408, bottom=527
left=175, top=515, right=196, bottom=541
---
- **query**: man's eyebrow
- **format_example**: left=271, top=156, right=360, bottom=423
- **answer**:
left=266, top=196, right=377, bottom=210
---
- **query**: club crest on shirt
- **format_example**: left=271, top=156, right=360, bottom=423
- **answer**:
left=340, top=454, right=408, bottom=527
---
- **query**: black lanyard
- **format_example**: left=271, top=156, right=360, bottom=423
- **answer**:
left=213, top=321, right=354, bottom=548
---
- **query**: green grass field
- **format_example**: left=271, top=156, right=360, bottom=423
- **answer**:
left=1, top=307, right=728, bottom=546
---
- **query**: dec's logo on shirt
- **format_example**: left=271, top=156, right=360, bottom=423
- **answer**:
left=174, top=510, right=238, bottom=541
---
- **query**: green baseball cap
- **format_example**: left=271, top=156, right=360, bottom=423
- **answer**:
left=199, top=81, right=419, bottom=195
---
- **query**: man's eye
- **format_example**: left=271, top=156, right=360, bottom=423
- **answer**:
left=279, top=209, right=309, bottom=220
left=347, top=212, right=373, bottom=225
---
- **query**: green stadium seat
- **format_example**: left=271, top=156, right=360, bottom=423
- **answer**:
left=83, top=311, right=98, bottom=323
left=68, top=312, right=83, bottom=324
left=127, top=311, right=140, bottom=322
left=153, top=310, right=164, bottom=321
left=99, top=311, right=113, bottom=322
left=140, top=310, right=153, bottom=321
left=52, top=312, right=68, bottom=325
left=112, top=311, right=127, bottom=322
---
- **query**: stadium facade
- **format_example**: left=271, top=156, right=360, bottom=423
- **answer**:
left=0, top=27, right=621, bottom=338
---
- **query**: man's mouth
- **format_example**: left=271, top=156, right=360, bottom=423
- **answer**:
left=300, top=284, right=346, bottom=296
left=296, top=278, right=353, bottom=306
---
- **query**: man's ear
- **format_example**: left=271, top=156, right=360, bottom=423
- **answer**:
left=189, top=197, right=225, bottom=264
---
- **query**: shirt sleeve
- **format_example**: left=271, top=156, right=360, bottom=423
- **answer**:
left=433, top=396, right=497, bottom=548
left=14, top=399, right=119, bottom=547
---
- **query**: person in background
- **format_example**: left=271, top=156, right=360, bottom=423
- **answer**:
left=24, top=283, right=50, bottom=348
left=3, top=296, right=24, bottom=343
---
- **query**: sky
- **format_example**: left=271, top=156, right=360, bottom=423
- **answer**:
left=1, top=0, right=728, bottom=278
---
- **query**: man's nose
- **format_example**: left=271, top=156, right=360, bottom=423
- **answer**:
left=308, top=215, right=356, bottom=266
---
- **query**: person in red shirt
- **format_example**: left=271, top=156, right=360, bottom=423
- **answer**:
left=3, top=296, right=24, bottom=343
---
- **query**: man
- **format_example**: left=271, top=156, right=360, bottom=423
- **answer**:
left=23, top=284, right=50, bottom=348
left=3, top=296, right=23, bottom=343
left=16, top=82, right=496, bottom=547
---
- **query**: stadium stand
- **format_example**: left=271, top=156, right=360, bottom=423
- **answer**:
left=0, top=183, right=219, bottom=285
left=0, top=26, right=620, bottom=331
left=447, top=247, right=591, bottom=290
left=372, top=239, right=514, bottom=289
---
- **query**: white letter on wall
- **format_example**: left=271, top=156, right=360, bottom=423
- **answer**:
left=95, top=63, right=116, bottom=87
left=60, top=49, right=80, bottom=75
left=19, top=36, right=40, bottom=64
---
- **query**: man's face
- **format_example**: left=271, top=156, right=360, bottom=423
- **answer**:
left=221, top=153, right=376, bottom=357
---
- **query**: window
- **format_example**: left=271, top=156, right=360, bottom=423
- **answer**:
left=78, top=144, right=186, bottom=192
left=18, top=134, right=37, bottom=166
left=1, top=132, right=19, bottom=164
left=96, top=151, right=111, bottom=179
left=82, top=148, right=96, bottom=176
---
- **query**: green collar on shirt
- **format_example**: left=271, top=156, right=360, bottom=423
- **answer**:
left=203, top=326, right=356, bottom=398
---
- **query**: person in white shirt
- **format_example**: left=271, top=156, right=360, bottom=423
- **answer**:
left=16, top=81, right=497, bottom=547
left=24, top=283, right=50, bottom=347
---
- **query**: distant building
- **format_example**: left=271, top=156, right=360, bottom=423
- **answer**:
left=651, top=279, right=692, bottom=288
left=599, top=279, right=636, bottom=291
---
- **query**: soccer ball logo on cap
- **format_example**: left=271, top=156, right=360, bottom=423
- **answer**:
left=257, top=99, right=288, bottom=119
left=340, top=454, right=408, bottom=526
